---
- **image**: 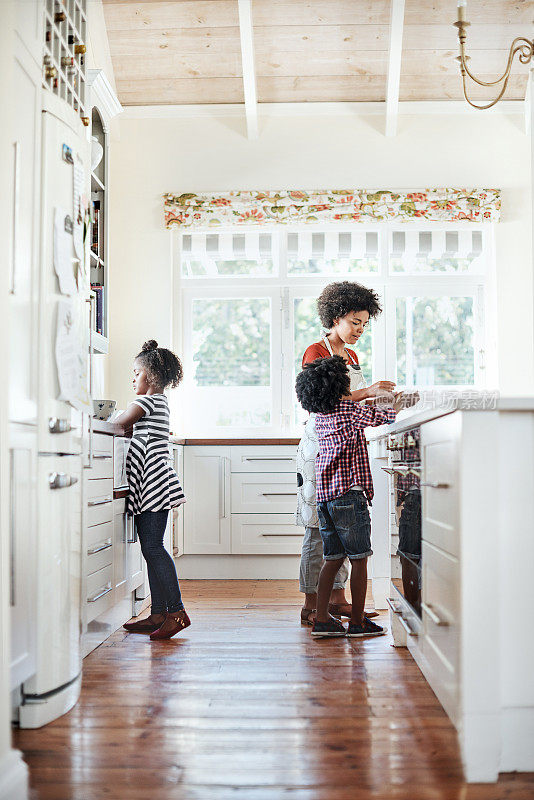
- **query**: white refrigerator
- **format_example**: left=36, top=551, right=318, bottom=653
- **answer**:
left=18, top=93, right=90, bottom=729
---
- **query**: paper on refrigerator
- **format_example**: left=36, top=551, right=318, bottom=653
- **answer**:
left=54, top=207, right=78, bottom=295
left=55, top=298, right=91, bottom=413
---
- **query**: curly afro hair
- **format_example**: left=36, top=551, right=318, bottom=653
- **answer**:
left=135, top=340, right=183, bottom=390
left=295, top=356, right=350, bottom=414
left=317, top=281, right=382, bottom=330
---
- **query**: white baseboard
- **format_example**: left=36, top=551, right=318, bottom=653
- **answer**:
left=176, top=554, right=301, bottom=580
left=0, top=749, right=28, bottom=800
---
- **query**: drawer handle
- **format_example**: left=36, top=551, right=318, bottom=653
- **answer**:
left=397, top=614, right=419, bottom=638
left=422, top=602, right=449, bottom=627
left=420, top=481, right=450, bottom=489
left=386, top=597, right=402, bottom=615
left=93, top=454, right=112, bottom=460
left=244, top=457, right=295, bottom=462
left=48, top=417, right=72, bottom=434
left=261, top=492, right=298, bottom=497
left=87, top=539, right=112, bottom=555
left=260, top=532, right=303, bottom=537
left=49, top=472, right=78, bottom=490
left=87, top=582, right=112, bottom=602
left=87, top=496, right=112, bottom=507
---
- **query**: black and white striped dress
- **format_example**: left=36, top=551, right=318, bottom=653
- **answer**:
left=126, top=394, right=185, bottom=516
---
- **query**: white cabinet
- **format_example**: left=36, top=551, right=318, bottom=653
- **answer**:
left=15, top=0, right=43, bottom=67
left=183, top=444, right=300, bottom=556
left=8, top=424, right=37, bottom=690
left=183, top=447, right=230, bottom=554
left=9, top=40, right=41, bottom=425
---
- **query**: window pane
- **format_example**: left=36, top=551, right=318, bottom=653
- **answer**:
left=183, top=258, right=274, bottom=277
left=287, top=230, right=379, bottom=275
left=190, top=298, right=271, bottom=427
left=389, top=230, right=485, bottom=274
left=182, top=232, right=275, bottom=277
left=396, top=296, right=475, bottom=386
left=293, top=296, right=373, bottom=425
left=289, top=256, right=378, bottom=275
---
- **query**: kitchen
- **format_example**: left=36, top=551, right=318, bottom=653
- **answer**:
left=1, top=1, right=534, bottom=798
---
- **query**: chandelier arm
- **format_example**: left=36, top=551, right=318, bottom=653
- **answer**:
left=460, top=37, right=533, bottom=88
left=461, top=70, right=513, bottom=111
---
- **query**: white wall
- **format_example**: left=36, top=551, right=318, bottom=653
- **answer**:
left=108, top=111, right=533, bottom=411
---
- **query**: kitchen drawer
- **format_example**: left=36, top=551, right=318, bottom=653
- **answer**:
left=86, top=536, right=113, bottom=575
left=86, top=479, right=113, bottom=526
left=422, top=438, right=458, bottom=557
left=85, top=564, right=114, bottom=623
left=421, top=540, right=459, bottom=722
left=231, top=514, right=303, bottom=554
left=86, top=451, right=113, bottom=480
left=231, top=473, right=298, bottom=513
left=230, top=446, right=297, bottom=474
left=93, top=432, right=113, bottom=456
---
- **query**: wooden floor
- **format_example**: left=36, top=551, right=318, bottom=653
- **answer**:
left=14, top=580, right=534, bottom=800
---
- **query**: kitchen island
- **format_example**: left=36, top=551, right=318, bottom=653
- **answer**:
left=367, top=396, right=534, bottom=782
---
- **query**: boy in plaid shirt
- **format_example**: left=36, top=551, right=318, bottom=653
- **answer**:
left=296, top=355, right=415, bottom=638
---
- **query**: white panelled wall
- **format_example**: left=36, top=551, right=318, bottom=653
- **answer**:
left=108, top=112, right=532, bottom=410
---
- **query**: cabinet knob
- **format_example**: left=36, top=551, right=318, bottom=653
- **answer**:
left=48, top=417, right=72, bottom=434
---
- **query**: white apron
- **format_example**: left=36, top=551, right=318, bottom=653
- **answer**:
left=295, top=336, right=367, bottom=528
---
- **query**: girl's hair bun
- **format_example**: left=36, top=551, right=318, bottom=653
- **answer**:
left=142, top=339, right=158, bottom=352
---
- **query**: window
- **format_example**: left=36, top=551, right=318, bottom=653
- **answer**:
left=176, top=225, right=493, bottom=436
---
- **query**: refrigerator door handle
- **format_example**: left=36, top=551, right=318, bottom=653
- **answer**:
left=49, top=472, right=78, bottom=490
left=10, top=141, right=20, bottom=295
left=85, top=297, right=94, bottom=469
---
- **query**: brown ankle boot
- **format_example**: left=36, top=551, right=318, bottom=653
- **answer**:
left=150, top=610, right=191, bottom=640
left=123, top=614, right=165, bottom=634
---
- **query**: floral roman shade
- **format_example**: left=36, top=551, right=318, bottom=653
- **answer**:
left=163, top=189, right=500, bottom=229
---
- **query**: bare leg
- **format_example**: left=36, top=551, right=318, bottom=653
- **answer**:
left=350, top=557, right=368, bottom=626
left=316, top=558, right=345, bottom=623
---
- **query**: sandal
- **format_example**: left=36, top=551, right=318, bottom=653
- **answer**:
left=300, top=608, right=316, bottom=626
left=150, top=610, right=191, bottom=640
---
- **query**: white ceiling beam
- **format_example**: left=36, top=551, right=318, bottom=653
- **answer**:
left=237, top=0, right=258, bottom=140
left=385, top=0, right=405, bottom=137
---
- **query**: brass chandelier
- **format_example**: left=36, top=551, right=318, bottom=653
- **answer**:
left=454, top=0, right=533, bottom=110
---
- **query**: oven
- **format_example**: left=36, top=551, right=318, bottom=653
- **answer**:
left=384, top=427, right=422, bottom=636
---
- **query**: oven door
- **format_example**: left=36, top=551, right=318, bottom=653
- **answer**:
left=390, top=468, right=422, bottom=620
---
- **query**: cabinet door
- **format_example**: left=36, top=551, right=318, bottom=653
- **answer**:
left=37, top=101, right=89, bottom=454
left=183, top=448, right=230, bottom=554
left=127, top=516, right=144, bottom=592
left=9, top=45, right=41, bottom=425
left=113, top=499, right=127, bottom=599
left=15, top=4, right=43, bottom=67
left=25, top=454, right=82, bottom=696
left=9, top=424, right=37, bottom=689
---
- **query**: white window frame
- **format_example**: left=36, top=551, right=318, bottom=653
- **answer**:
left=173, top=222, right=495, bottom=437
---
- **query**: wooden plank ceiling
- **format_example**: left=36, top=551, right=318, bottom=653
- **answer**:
left=102, top=0, right=533, bottom=106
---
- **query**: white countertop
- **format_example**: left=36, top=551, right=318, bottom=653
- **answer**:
left=367, top=393, right=534, bottom=439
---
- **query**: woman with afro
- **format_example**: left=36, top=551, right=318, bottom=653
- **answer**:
left=296, top=281, right=396, bottom=626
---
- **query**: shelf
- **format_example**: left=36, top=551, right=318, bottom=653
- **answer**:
left=89, top=329, right=109, bottom=354
left=91, top=172, right=105, bottom=192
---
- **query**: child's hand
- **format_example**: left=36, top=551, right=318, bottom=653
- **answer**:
left=393, top=391, right=420, bottom=413
left=172, top=507, right=180, bottom=519
left=366, top=380, right=396, bottom=404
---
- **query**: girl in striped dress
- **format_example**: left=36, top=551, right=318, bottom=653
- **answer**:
left=116, top=340, right=189, bottom=640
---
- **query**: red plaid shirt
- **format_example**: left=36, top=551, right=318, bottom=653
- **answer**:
left=315, top=400, right=396, bottom=503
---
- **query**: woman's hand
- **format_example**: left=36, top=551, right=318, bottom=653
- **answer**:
left=365, top=380, right=396, bottom=403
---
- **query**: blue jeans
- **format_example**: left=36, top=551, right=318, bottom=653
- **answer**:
left=135, top=510, right=184, bottom=614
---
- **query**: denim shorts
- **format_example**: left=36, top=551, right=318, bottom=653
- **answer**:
left=316, top=489, right=372, bottom=561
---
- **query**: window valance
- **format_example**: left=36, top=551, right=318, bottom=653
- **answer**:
left=163, top=189, right=500, bottom=229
